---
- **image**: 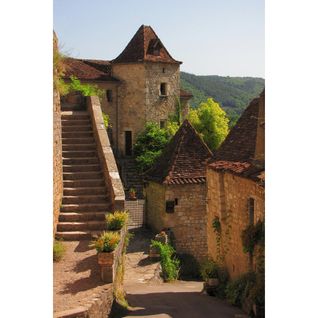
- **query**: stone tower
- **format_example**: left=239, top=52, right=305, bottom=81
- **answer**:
left=111, top=25, right=186, bottom=157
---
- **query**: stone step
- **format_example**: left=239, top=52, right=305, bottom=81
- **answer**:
left=62, top=195, right=109, bottom=204
left=63, top=171, right=103, bottom=180
left=62, top=119, right=91, bottom=126
left=61, top=112, right=90, bottom=120
left=62, top=137, right=95, bottom=144
left=55, top=231, right=95, bottom=241
left=61, top=104, right=86, bottom=112
left=57, top=221, right=106, bottom=232
left=59, top=212, right=106, bottom=222
left=63, top=157, right=100, bottom=165
left=64, top=187, right=107, bottom=196
left=62, top=131, right=94, bottom=139
left=60, top=203, right=111, bottom=212
left=62, top=150, right=97, bottom=158
left=62, top=125, right=92, bottom=132
left=62, top=144, right=96, bottom=151
left=63, top=179, right=105, bottom=188
left=63, top=164, right=101, bottom=173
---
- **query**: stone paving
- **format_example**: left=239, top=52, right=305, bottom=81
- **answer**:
left=53, top=240, right=112, bottom=314
left=121, top=228, right=246, bottom=318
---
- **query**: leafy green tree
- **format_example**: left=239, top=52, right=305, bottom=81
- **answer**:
left=188, top=98, right=229, bottom=150
left=134, top=123, right=170, bottom=172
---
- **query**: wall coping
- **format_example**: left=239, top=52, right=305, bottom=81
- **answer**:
left=87, top=96, right=125, bottom=210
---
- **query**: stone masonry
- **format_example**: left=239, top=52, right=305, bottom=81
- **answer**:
left=53, top=88, right=63, bottom=236
left=207, top=170, right=265, bottom=278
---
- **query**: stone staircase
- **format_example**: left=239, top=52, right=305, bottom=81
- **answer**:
left=55, top=105, right=111, bottom=240
left=118, top=158, right=144, bottom=199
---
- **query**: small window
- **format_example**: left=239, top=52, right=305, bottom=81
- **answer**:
left=160, top=83, right=167, bottom=96
left=162, top=68, right=165, bottom=73
left=248, top=198, right=255, bottom=225
left=160, top=120, right=166, bottom=129
left=166, top=201, right=175, bottom=213
left=106, top=89, right=112, bottom=102
left=174, top=198, right=178, bottom=206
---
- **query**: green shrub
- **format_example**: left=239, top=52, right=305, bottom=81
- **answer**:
left=225, top=272, right=256, bottom=307
left=200, top=258, right=219, bottom=280
left=133, top=122, right=170, bottom=172
left=214, top=266, right=230, bottom=299
left=177, top=253, right=200, bottom=279
left=90, top=231, right=120, bottom=253
left=53, top=240, right=66, bottom=262
left=151, top=240, right=180, bottom=282
left=241, top=220, right=265, bottom=254
left=102, top=112, right=109, bottom=128
left=106, top=211, right=129, bottom=231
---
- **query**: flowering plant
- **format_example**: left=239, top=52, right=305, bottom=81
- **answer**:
left=90, top=231, right=120, bottom=253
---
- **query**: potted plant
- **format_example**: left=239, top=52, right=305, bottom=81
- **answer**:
left=90, top=231, right=120, bottom=274
left=105, top=211, right=129, bottom=231
left=200, top=259, right=219, bottom=287
left=129, top=188, right=136, bottom=200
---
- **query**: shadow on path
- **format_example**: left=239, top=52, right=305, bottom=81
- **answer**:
left=123, top=291, right=244, bottom=318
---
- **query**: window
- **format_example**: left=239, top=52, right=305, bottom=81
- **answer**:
left=174, top=198, right=178, bottom=206
left=162, top=68, right=165, bottom=73
left=160, top=120, right=166, bottom=129
left=248, top=198, right=255, bottom=225
left=160, top=83, right=167, bottom=96
left=106, top=89, right=112, bottom=102
left=166, top=201, right=175, bottom=213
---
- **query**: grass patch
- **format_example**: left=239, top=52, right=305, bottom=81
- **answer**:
left=53, top=240, right=65, bottom=262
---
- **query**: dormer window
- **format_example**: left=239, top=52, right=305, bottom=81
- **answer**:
left=160, top=83, right=167, bottom=96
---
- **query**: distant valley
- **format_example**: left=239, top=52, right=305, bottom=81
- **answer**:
left=180, top=72, right=265, bottom=126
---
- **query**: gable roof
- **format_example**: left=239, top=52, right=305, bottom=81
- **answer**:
left=146, top=120, right=213, bottom=185
left=63, top=58, right=120, bottom=82
left=209, top=90, right=265, bottom=186
left=112, top=25, right=181, bottom=64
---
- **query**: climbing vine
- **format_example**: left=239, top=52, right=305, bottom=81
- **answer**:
left=241, top=220, right=265, bottom=254
left=212, top=216, right=222, bottom=262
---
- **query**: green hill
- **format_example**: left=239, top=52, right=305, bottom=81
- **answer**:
left=180, top=72, right=265, bottom=126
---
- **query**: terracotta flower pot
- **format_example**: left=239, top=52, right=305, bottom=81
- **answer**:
left=207, top=278, right=219, bottom=287
left=98, top=252, right=114, bottom=266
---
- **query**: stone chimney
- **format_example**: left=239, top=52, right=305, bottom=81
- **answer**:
left=254, top=90, right=265, bottom=161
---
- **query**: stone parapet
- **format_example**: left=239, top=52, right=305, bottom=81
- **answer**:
left=87, top=96, right=125, bottom=211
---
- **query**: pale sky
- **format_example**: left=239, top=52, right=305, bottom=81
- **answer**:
left=54, top=0, right=264, bottom=78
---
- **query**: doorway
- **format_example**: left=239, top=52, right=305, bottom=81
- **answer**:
left=125, top=131, right=132, bottom=156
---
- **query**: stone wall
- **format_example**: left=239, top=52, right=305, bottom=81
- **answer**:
left=53, top=89, right=63, bottom=236
left=146, top=181, right=209, bottom=262
left=93, top=82, right=120, bottom=151
left=144, top=63, right=180, bottom=123
left=110, top=62, right=181, bottom=156
left=112, top=64, right=146, bottom=156
left=207, top=169, right=265, bottom=278
left=87, top=96, right=125, bottom=211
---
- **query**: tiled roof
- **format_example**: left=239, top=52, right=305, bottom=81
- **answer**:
left=146, top=120, right=213, bottom=185
left=209, top=90, right=265, bottom=186
left=180, top=89, right=193, bottom=99
left=63, top=58, right=119, bottom=82
left=112, top=25, right=181, bottom=64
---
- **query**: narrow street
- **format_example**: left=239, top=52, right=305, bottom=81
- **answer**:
left=118, top=229, right=245, bottom=318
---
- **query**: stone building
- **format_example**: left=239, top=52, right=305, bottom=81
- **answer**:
left=206, top=90, right=265, bottom=278
left=145, top=120, right=213, bottom=262
left=62, top=25, right=192, bottom=158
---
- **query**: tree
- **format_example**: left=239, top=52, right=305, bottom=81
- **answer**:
left=188, top=98, right=229, bottom=150
left=134, top=123, right=170, bottom=172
